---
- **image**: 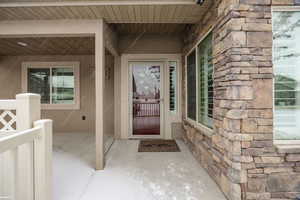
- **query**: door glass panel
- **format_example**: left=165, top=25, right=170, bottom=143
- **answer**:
left=132, top=62, right=161, bottom=135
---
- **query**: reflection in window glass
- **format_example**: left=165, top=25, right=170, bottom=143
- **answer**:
left=273, top=11, right=300, bottom=140
left=52, top=68, right=75, bottom=104
left=169, top=61, right=177, bottom=112
left=198, top=33, right=213, bottom=128
left=27, top=66, right=76, bottom=105
left=28, top=68, right=50, bottom=104
left=187, top=50, right=197, bottom=121
left=131, top=62, right=161, bottom=135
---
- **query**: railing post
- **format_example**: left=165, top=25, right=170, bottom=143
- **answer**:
left=16, top=93, right=41, bottom=200
left=33, top=120, right=52, bottom=200
left=0, top=150, right=17, bottom=200
left=0, top=99, right=17, bottom=200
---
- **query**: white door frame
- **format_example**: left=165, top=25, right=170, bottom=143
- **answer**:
left=120, top=54, right=182, bottom=140
left=128, top=61, right=165, bottom=139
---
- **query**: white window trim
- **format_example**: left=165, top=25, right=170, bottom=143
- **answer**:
left=22, top=61, right=80, bottom=110
left=274, top=140, right=300, bottom=145
left=185, top=29, right=214, bottom=134
left=272, top=7, right=300, bottom=144
left=272, top=6, right=300, bottom=12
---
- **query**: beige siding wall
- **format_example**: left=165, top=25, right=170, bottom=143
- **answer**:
left=0, top=55, right=96, bottom=133
left=118, top=34, right=183, bottom=54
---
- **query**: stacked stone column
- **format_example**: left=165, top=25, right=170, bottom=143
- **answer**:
left=183, top=0, right=300, bottom=200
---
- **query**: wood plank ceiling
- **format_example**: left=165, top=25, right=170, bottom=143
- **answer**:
left=112, top=23, right=188, bottom=35
left=0, top=23, right=187, bottom=56
left=0, top=2, right=212, bottom=23
left=0, top=0, right=196, bottom=3
left=0, top=1, right=213, bottom=55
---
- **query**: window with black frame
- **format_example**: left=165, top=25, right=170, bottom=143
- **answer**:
left=187, top=50, right=197, bottom=121
left=28, top=67, right=75, bottom=105
left=28, top=68, right=51, bottom=104
left=197, top=33, right=213, bottom=128
left=24, top=61, right=79, bottom=110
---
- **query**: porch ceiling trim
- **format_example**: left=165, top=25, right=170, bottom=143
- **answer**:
left=0, top=20, right=100, bottom=37
left=0, top=0, right=196, bottom=8
left=0, top=19, right=119, bottom=56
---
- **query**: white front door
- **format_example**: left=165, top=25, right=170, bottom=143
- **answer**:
left=129, top=61, right=164, bottom=138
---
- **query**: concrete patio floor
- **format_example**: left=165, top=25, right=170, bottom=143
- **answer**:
left=53, top=133, right=226, bottom=200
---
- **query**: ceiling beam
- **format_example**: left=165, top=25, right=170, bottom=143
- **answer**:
left=0, top=20, right=100, bottom=37
left=0, top=0, right=197, bottom=8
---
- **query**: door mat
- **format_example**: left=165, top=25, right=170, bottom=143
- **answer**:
left=138, top=140, right=180, bottom=152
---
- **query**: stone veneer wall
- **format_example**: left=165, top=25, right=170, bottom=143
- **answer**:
left=182, top=0, right=300, bottom=200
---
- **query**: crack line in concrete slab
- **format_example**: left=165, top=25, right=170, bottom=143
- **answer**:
left=78, top=170, right=97, bottom=200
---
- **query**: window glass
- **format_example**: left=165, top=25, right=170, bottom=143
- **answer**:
left=27, top=67, right=75, bottom=105
left=187, top=50, right=197, bottom=120
left=197, top=33, right=213, bottom=128
left=169, top=61, right=177, bottom=112
left=52, top=68, right=75, bottom=104
left=28, top=68, right=50, bottom=104
left=273, top=11, right=300, bottom=140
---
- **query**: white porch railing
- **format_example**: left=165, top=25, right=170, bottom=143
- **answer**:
left=0, top=93, right=52, bottom=200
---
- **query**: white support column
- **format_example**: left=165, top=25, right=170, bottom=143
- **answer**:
left=33, top=120, right=53, bottom=200
left=95, top=20, right=105, bottom=170
left=16, top=93, right=41, bottom=200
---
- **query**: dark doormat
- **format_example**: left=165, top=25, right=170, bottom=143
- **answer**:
left=138, top=139, right=180, bottom=152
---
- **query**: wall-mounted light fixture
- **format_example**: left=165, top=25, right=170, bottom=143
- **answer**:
left=17, top=42, right=28, bottom=47
left=196, top=0, right=205, bottom=5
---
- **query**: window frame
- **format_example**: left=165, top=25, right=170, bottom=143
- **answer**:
left=186, top=50, right=197, bottom=121
left=22, top=61, right=80, bottom=110
left=272, top=6, right=300, bottom=144
left=197, top=32, right=213, bottom=128
left=185, top=30, right=214, bottom=135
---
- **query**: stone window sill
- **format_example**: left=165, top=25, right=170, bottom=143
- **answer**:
left=275, top=144, right=300, bottom=154
left=184, top=119, right=214, bottom=138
